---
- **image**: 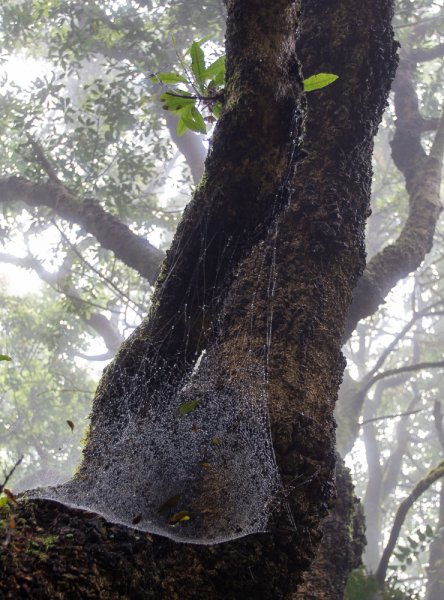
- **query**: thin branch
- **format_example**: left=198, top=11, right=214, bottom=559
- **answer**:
left=0, top=456, right=24, bottom=494
left=365, top=307, right=444, bottom=380
left=361, top=408, right=425, bottom=426
left=375, top=459, right=444, bottom=587
left=362, top=361, right=444, bottom=397
left=26, top=133, right=60, bottom=183
left=53, top=220, right=145, bottom=313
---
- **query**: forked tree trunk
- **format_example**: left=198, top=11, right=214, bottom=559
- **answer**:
left=0, top=1, right=398, bottom=598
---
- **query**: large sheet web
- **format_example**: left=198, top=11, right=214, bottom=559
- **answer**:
left=26, top=314, right=282, bottom=545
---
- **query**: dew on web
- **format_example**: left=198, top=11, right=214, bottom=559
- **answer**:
left=28, top=341, right=281, bottom=544
left=20, top=104, right=302, bottom=544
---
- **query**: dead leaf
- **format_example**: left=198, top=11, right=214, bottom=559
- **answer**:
left=192, top=423, right=198, bottom=433
left=132, top=514, right=142, bottom=525
left=66, top=420, right=74, bottom=433
left=76, top=473, right=87, bottom=480
left=9, top=516, right=16, bottom=529
left=212, top=438, right=222, bottom=444
left=4, top=489, right=16, bottom=503
left=146, top=534, right=153, bottom=542
left=201, top=463, right=210, bottom=467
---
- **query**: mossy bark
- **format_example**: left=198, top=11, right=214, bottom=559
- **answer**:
left=0, top=0, right=398, bottom=598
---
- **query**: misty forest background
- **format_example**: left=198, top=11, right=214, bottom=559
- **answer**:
left=0, top=0, right=444, bottom=598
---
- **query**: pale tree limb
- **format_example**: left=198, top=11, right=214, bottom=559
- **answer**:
left=344, top=53, right=444, bottom=340
left=0, top=177, right=165, bottom=285
left=375, top=460, right=444, bottom=587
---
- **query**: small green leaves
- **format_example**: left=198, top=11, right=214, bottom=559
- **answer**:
left=177, top=106, right=206, bottom=136
left=152, top=37, right=225, bottom=136
left=154, top=493, right=181, bottom=514
left=0, top=496, right=8, bottom=507
left=170, top=510, right=190, bottom=522
left=0, top=355, right=12, bottom=362
left=190, top=41, right=206, bottom=81
left=160, top=91, right=195, bottom=112
left=179, top=399, right=200, bottom=415
left=204, top=55, right=225, bottom=81
left=151, top=73, right=188, bottom=85
left=303, top=73, right=338, bottom=92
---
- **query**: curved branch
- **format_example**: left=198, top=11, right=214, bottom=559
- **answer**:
left=344, top=54, right=444, bottom=340
left=375, top=459, right=444, bottom=588
left=0, top=177, right=165, bottom=284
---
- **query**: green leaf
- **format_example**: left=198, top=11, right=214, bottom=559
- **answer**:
left=203, top=55, right=225, bottom=80
left=212, top=437, right=222, bottom=444
left=160, top=92, right=196, bottom=113
left=212, top=103, right=223, bottom=119
left=184, top=35, right=212, bottom=57
left=0, top=355, right=12, bottom=362
left=178, top=398, right=200, bottom=415
left=154, top=493, right=181, bottom=514
left=190, top=41, right=206, bottom=81
left=170, top=510, right=190, bottom=522
left=209, top=71, right=225, bottom=88
left=0, top=496, right=7, bottom=507
left=303, top=73, right=338, bottom=92
left=151, top=73, right=188, bottom=84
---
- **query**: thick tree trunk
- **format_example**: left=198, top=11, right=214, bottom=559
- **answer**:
left=294, top=459, right=366, bottom=600
left=0, top=1, right=398, bottom=598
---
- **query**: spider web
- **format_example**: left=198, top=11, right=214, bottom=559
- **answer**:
left=23, top=216, right=285, bottom=544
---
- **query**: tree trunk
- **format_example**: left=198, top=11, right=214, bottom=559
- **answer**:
left=0, top=0, right=398, bottom=598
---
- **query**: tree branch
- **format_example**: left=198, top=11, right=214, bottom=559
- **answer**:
left=0, top=177, right=165, bottom=284
left=375, top=459, right=444, bottom=587
left=412, top=43, right=444, bottom=62
left=344, top=54, right=443, bottom=340
left=361, top=408, right=424, bottom=426
left=361, top=361, right=444, bottom=397
left=26, top=134, right=60, bottom=183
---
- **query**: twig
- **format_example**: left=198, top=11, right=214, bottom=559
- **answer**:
left=0, top=456, right=23, bottom=494
left=26, top=133, right=60, bottom=183
left=361, top=408, right=425, bottom=426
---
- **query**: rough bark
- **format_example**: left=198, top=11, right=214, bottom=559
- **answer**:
left=0, top=177, right=165, bottom=285
left=294, top=459, right=366, bottom=600
left=0, top=0, right=398, bottom=598
left=343, top=50, right=444, bottom=341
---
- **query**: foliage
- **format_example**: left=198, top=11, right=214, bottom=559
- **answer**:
left=151, top=34, right=338, bottom=136
left=152, top=35, right=225, bottom=135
